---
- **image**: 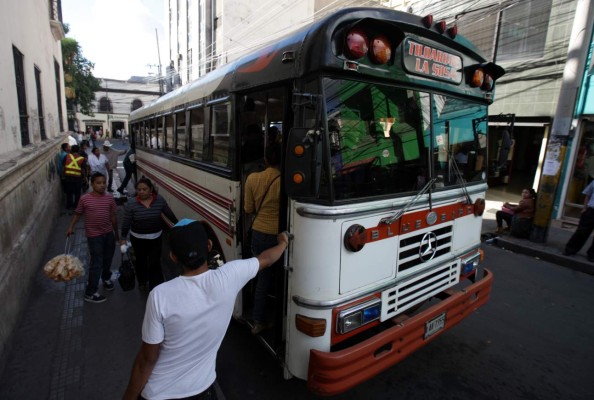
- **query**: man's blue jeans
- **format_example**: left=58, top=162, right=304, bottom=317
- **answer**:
left=251, top=230, right=278, bottom=324
left=86, top=232, right=115, bottom=296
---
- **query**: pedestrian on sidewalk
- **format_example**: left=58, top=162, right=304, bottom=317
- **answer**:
left=495, top=188, right=536, bottom=236
left=122, top=220, right=289, bottom=400
left=120, top=177, right=178, bottom=291
left=564, top=180, right=594, bottom=260
left=88, top=147, right=109, bottom=178
left=62, top=145, right=88, bottom=211
left=101, top=140, right=126, bottom=192
left=66, top=172, right=121, bottom=303
left=117, top=147, right=136, bottom=195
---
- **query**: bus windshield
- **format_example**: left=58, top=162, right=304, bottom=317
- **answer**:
left=323, top=78, right=488, bottom=200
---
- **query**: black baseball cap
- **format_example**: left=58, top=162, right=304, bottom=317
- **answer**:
left=169, top=219, right=209, bottom=268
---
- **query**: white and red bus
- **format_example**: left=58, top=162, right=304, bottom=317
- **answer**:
left=129, top=7, right=504, bottom=395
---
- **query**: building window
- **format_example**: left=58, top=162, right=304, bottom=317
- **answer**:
left=13, top=46, right=30, bottom=146
left=131, top=99, right=143, bottom=111
left=497, top=0, right=552, bottom=61
left=49, top=0, right=63, bottom=22
left=187, top=48, right=192, bottom=82
left=34, top=66, right=47, bottom=140
left=54, top=60, right=64, bottom=132
left=98, top=97, right=113, bottom=113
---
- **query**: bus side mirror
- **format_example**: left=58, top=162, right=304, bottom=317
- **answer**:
left=285, top=128, right=318, bottom=198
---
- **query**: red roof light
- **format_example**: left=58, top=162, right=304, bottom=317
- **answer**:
left=447, top=25, right=458, bottom=38
left=436, top=20, right=447, bottom=33
left=345, top=28, right=369, bottom=60
left=422, top=15, right=433, bottom=28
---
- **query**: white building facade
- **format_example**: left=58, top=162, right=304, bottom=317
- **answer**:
left=0, top=0, right=67, bottom=374
left=73, top=77, right=161, bottom=138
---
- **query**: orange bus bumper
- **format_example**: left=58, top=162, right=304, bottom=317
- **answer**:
left=307, top=269, right=493, bottom=396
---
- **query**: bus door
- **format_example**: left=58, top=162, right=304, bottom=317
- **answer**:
left=237, top=87, right=289, bottom=352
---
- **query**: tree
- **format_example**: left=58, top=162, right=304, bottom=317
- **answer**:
left=61, top=25, right=101, bottom=123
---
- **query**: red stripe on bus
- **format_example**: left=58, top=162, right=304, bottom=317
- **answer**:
left=140, top=158, right=233, bottom=209
left=138, top=167, right=234, bottom=236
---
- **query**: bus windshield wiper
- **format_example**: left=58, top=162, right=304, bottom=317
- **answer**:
left=381, top=177, right=437, bottom=225
left=449, top=154, right=472, bottom=205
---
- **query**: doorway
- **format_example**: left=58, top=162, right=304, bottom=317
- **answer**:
left=487, top=122, right=547, bottom=203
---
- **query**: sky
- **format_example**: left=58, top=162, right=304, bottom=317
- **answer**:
left=61, top=0, right=165, bottom=80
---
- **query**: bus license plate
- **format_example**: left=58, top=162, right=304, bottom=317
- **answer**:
left=424, top=312, right=446, bottom=339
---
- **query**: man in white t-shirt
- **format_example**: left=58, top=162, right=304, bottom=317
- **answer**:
left=123, top=219, right=289, bottom=400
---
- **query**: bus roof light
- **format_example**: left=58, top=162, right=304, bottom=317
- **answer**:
left=447, top=25, right=458, bottom=38
left=344, top=28, right=369, bottom=60
left=470, top=68, right=484, bottom=88
left=436, top=20, right=447, bottom=33
left=369, top=35, right=392, bottom=65
left=296, top=314, right=326, bottom=337
left=482, top=74, right=493, bottom=91
left=422, top=15, right=433, bottom=28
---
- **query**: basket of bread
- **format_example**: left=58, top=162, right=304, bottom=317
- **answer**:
left=43, top=238, right=85, bottom=282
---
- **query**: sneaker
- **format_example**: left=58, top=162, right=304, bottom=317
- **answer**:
left=84, top=293, right=107, bottom=303
left=117, top=188, right=125, bottom=195
left=103, top=279, right=115, bottom=291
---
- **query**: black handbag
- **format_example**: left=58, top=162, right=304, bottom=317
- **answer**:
left=118, top=250, right=136, bottom=291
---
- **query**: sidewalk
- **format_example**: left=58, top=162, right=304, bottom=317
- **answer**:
left=482, top=200, right=594, bottom=276
left=0, top=163, right=227, bottom=400
left=0, top=165, right=150, bottom=399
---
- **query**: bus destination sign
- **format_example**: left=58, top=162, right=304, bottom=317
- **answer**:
left=403, top=38, right=463, bottom=84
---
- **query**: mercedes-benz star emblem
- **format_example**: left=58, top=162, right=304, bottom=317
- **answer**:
left=419, top=232, right=438, bottom=262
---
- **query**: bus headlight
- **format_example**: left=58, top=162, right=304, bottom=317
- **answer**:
left=337, top=299, right=381, bottom=334
left=461, top=253, right=480, bottom=275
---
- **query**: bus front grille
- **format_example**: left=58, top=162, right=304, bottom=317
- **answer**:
left=397, top=225, right=453, bottom=272
left=380, top=261, right=460, bottom=321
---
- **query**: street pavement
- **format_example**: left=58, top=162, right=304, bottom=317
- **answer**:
left=0, top=172, right=593, bottom=399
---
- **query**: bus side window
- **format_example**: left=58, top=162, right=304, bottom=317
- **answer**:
left=190, top=107, right=205, bottom=160
left=176, top=111, right=188, bottom=156
left=156, top=117, right=163, bottom=150
left=165, top=114, right=174, bottom=154
left=210, top=103, right=231, bottom=167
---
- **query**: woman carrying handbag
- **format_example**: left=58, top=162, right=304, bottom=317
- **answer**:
left=120, top=178, right=178, bottom=291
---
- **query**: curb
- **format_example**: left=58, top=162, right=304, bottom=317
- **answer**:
left=493, top=236, right=594, bottom=276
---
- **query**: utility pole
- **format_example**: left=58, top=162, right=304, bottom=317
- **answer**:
left=531, top=0, right=594, bottom=242
left=156, top=28, right=163, bottom=96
